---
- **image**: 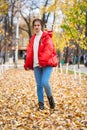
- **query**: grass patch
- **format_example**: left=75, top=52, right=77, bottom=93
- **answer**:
left=68, top=70, right=87, bottom=79
left=68, top=70, right=74, bottom=74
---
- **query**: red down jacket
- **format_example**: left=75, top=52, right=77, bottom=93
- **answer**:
left=24, top=31, right=58, bottom=70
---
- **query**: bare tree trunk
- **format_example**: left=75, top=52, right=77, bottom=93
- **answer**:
left=42, top=0, right=51, bottom=28
left=20, top=12, right=32, bottom=39
left=4, top=14, right=8, bottom=63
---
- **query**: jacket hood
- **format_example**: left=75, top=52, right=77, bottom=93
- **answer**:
left=32, top=31, right=53, bottom=39
left=42, top=31, right=53, bottom=38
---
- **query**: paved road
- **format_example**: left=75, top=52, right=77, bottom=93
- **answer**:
left=0, top=60, right=87, bottom=75
left=63, top=64, right=87, bottom=74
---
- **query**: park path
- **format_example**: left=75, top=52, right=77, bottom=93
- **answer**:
left=0, top=68, right=87, bottom=130
left=66, top=64, right=87, bottom=74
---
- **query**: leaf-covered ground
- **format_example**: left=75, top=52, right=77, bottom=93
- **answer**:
left=0, top=68, right=87, bottom=130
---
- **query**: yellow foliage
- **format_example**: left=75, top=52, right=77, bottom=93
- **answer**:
left=47, top=4, right=56, bottom=12
left=0, top=0, right=8, bottom=15
left=53, top=32, right=66, bottom=52
left=0, top=24, right=4, bottom=35
left=41, top=6, right=47, bottom=13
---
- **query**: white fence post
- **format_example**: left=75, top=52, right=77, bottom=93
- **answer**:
left=78, top=69, right=81, bottom=84
left=74, top=65, right=76, bottom=79
left=60, top=63, right=63, bottom=74
left=5, top=62, right=9, bottom=71
left=66, top=63, right=69, bottom=74
left=1, top=63, right=4, bottom=73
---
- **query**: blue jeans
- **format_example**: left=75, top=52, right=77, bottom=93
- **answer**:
left=34, top=66, right=53, bottom=103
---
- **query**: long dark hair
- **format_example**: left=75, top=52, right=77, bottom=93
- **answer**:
left=32, top=18, right=44, bottom=30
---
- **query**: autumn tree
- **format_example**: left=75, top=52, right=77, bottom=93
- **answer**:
left=19, top=0, right=54, bottom=39
left=0, top=0, right=8, bottom=62
left=0, top=0, right=19, bottom=62
left=47, top=0, right=87, bottom=65
left=60, top=0, right=87, bottom=66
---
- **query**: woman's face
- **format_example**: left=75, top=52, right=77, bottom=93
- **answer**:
left=33, top=21, right=42, bottom=33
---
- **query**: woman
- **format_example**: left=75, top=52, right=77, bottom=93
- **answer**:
left=24, top=19, right=58, bottom=110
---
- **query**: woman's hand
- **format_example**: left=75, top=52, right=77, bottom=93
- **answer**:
left=39, top=65, right=42, bottom=68
left=24, top=65, right=29, bottom=70
left=26, top=68, right=30, bottom=70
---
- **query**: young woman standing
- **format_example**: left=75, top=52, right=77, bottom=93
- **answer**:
left=24, top=19, right=58, bottom=110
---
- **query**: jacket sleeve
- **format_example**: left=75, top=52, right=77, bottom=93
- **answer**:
left=24, top=39, right=33, bottom=70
